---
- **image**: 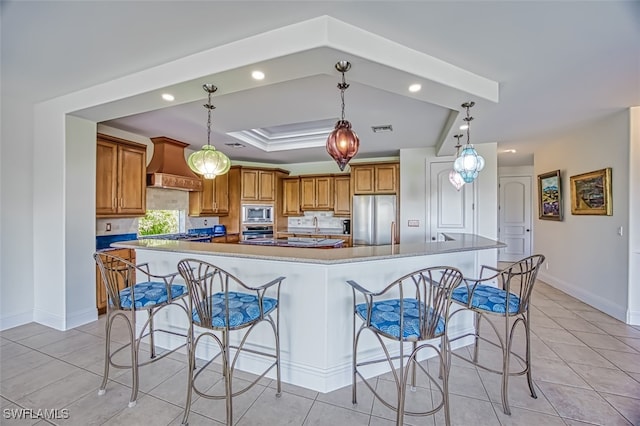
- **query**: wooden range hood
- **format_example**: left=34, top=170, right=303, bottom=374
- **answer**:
left=146, top=136, right=203, bottom=191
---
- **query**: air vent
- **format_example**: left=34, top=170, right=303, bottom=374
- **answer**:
left=371, top=125, right=393, bottom=133
left=225, top=142, right=246, bottom=148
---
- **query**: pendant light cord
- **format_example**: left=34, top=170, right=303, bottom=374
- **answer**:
left=338, top=71, right=349, bottom=121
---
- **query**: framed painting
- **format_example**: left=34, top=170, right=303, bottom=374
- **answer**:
left=538, top=170, right=563, bottom=221
left=570, top=167, right=612, bottom=215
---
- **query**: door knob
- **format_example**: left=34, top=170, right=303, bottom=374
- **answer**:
left=526, top=229, right=530, bottom=232
left=432, top=237, right=436, bottom=241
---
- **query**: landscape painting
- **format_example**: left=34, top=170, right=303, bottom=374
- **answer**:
left=538, top=170, right=563, bottom=221
left=570, top=168, right=612, bottom=215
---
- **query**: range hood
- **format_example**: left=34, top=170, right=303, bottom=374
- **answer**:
left=146, top=136, right=203, bottom=191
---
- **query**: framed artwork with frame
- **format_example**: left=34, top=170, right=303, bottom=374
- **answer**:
left=538, top=170, right=563, bottom=221
left=570, top=167, right=612, bottom=216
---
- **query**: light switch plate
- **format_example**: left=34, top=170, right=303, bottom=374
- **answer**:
left=408, top=220, right=420, bottom=227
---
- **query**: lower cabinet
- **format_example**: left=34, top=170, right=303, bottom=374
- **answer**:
left=211, top=234, right=240, bottom=243
left=96, top=248, right=135, bottom=315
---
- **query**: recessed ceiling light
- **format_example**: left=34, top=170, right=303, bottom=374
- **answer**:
left=503, top=149, right=517, bottom=153
left=161, top=93, right=175, bottom=101
left=408, top=83, right=422, bottom=93
left=251, top=70, right=265, bottom=80
left=459, top=124, right=469, bottom=130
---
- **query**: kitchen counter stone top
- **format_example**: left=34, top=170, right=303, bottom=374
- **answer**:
left=112, top=233, right=504, bottom=265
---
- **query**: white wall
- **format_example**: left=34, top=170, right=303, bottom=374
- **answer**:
left=64, top=116, right=98, bottom=328
left=628, top=107, right=640, bottom=324
left=0, top=95, right=35, bottom=329
left=534, top=110, right=630, bottom=321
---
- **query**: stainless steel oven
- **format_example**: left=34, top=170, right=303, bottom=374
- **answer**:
left=241, top=225, right=274, bottom=241
left=242, top=204, right=274, bottom=224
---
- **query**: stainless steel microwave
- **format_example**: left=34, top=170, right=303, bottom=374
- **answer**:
left=242, top=204, right=274, bottom=223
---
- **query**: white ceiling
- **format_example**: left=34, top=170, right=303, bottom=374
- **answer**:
left=3, top=1, right=639, bottom=168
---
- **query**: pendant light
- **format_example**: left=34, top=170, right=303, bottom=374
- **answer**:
left=187, top=84, right=231, bottom=179
left=453, top=101, right=485, bottom=183
left=326, top=61, right=359, bottom=171
left=449, top=134, right=465, bottom=191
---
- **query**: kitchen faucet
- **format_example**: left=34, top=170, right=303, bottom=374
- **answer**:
left=312, top=216, right=319, bottom=234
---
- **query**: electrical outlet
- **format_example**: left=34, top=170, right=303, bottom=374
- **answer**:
left=204, top=219, right=208, bottom=226
left=545, top=262, right=549, bottom=270
left=105, top=223, right=111, bottom=232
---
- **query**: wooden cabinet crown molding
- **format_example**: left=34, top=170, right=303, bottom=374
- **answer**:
left=97, top=133, right=147, bottom=150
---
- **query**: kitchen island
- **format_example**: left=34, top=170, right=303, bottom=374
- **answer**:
left=113, top=234, right=504, bottom=392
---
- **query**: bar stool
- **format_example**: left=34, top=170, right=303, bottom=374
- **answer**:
left=448, top=254, right=545, bottom=415
left=177, top=259, right=285, bottom=426
left=347, top=266, right=463, bottom=426
left=94, top=252, right=189, bottom=408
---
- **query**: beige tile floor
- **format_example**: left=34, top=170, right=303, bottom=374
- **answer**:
left=1, top=280, right=639, bottom=425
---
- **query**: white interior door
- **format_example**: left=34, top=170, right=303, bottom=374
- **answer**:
left=498, top=176, right=532, bottom=262
left=429, top=161, right=475, bottom=241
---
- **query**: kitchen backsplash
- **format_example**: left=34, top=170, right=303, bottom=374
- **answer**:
left=287, top=211, right=345, bottom=232
left=96, top=187, right=219, bottom=236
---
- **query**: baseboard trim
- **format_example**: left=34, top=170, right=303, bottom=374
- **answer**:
left=626, top=310, right=640, bottom=326
left=0, top=311, right=33, bottom=331
left=33, top=308, right=66, bottom=331
left=65, top=307, right=98, bottom=330
left=537, top=272, right=627, bottom=322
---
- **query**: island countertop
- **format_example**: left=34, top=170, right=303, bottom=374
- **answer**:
left=118, top=232, right=503, bottom=393
left=112, top=233, right=505, bottom=264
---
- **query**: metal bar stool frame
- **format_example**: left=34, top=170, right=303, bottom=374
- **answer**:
left=94, top=252, right=189, bottom=408
left=448, top=254, right=545, bottom=415
left=177, top=259, right=285, bottom=426
left=347, top=266, right=464, bottom=426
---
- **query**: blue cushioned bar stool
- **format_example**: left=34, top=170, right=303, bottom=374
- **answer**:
left=93, top=252, right=189, bottom=408
left=448, top=254, right=545, bottom=415
left=347, top=266, right=463, bottom=426
left=177, top=259, right=285, bottom=426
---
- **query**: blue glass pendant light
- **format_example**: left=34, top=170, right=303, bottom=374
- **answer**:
left=453, top=101, right=484, bottom=183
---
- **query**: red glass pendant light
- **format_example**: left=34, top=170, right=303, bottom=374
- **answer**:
left=326, top=61, right=359, bottom=171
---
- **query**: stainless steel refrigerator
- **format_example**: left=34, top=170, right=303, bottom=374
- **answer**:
left=353, top=195, right=397, bottom=245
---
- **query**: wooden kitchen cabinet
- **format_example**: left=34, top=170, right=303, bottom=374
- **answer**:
left=282, top=178, right=301, bottom=216
left=351, top=162, right=398, bottom=194
left=189, top=172, right=229, bottom=216
left=96, top=134, right=146, bottom=217
left=96, top=248, right=135, bottom=314
left=333, top=175, right=351, bottom=216
left=300, top=176, right=333, bottom=210
left=241, top=169, right=275, bottom=202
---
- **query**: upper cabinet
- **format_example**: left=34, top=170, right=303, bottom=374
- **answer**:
left=188, top=171, right=229, bottom=216
left=96, top=134, right=146, bottom=217
left=281, top=174, right=351, bottom=216
left=333, top=176, right=351, bottom=216
left=300, top=176, right=334, bottom=210
left=241, top=169, right=275, bottom=202
left=282, top=178, right=301, bottom=216
left=351, top=162, right=399, bottom=194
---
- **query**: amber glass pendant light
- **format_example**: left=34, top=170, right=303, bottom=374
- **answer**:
left=326, top=61, right=359, bottom=171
